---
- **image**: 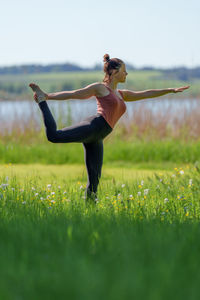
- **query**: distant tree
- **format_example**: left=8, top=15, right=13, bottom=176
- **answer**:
left=0, top=62, right=199, bottom=80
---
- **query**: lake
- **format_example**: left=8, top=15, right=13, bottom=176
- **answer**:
left=0, top=97, right=199, bottom=132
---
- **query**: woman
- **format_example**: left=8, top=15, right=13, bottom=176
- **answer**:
left=29, top=54, right=190, bottom=202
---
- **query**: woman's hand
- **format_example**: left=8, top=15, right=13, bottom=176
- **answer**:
left=172, top=85, right=190, bottom=93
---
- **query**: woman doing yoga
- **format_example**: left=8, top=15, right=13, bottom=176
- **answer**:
left=29, top=54, right=190, bottom=202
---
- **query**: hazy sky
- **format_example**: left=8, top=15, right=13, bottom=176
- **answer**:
left=0, top=0, right=199, bottom=68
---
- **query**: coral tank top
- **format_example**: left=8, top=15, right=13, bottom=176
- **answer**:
left=96, top=85, right=127, bottom=129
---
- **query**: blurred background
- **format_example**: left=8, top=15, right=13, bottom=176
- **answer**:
left=0, top=0, right=199, bottom=164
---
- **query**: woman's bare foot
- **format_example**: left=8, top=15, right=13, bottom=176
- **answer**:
left=29, top=83, right=48, bottom=103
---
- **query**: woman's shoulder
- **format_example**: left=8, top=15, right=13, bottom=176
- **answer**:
left=92, top=82, right=110, bottom=97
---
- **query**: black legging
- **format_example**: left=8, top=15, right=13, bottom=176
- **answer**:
left=38, top=101, right=113, bottom=200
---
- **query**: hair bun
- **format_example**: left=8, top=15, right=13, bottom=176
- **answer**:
left=103, top=54, right=110, bottom=63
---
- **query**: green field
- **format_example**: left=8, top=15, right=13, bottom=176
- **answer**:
left=0, top=70, right=196, bottom=100
left=1, top=161, right=200, bottom=299
left=0, top=72, right=200, bottom=298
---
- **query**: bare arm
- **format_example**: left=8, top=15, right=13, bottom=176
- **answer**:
left=47, top=83, right=99, bottom=100
left=120, top=86, right=190, bottom=102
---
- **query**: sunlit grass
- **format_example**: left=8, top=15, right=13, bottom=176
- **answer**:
left=0, top=163, right=163, bottom=184
left=1, top=163, right=200, bottom=299
left=0, top=163, right=199, bottom=222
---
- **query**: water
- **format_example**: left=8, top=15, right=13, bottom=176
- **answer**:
left=0, top=97, right=199, bottom=130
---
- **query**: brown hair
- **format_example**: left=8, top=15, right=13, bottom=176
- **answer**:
left=103, top=54, right=124, bottom=83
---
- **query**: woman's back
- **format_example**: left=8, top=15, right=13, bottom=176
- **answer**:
left=96, top=85, right=126, bottom=129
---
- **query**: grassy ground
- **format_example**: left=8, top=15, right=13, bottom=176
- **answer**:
left=0, top=163, right=200, bottom=299
left=0, top=163, right=162, bottom=184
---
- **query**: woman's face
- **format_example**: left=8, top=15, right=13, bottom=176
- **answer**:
left=113, top=63, right=128, bottom=83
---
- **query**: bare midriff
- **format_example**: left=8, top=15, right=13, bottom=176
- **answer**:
left=96, top=86, right=127, bottom=129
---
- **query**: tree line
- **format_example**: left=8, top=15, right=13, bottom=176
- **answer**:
left=0, top=62, right=199, bottom=80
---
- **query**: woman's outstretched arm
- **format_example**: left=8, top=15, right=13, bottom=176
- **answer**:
left=47, top=83, right=100, bottom=100
left=120, top=85, right=190, bottom=102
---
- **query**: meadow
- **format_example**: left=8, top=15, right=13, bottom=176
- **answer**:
left=0, top=69, right=199, bottom=100
left=1, top=162, right=200, bottom=299
left=1, top=80, right=200, bottom=298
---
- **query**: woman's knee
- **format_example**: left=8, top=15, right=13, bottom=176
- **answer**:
left=46, top=132, right=59, bottom=143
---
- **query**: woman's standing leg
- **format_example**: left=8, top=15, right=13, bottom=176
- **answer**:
left=83, top=140, right=103, bottom=201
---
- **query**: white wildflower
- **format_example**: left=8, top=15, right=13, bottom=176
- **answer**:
left=141, top=180, right=144, bottom=186
left=189, top=179, right=192, bottom=185
left=35, top=193, right=39, bottom=196
left=0, top=184, right=9, bottom=189
left=40, top=197, right=44, bottom=201
left=47, top=184, right=51, bottom=188
left=22, top=201, right=26, bottom=205
left=80, top=185, right=83, bottom=189
left=144, top=189, right=149, bottom=195
left=32, top=187, right=35, bottom=190
left=51, top=192, right=55, bottom=195
left=138, top=192, right=141, bottom=196
left=164, top=198, right=169, bottom=203
left=121, top=184, right=125, bottom=188
left=179, top=170, right=184, bottom=175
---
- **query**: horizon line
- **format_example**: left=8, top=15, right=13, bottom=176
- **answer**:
left=0, top=61, right=199, bottom=70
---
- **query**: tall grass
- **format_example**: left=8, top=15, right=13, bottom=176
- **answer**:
left=1, top=140, right=200, bottom=165
left=1, top=100, right=200, bottom=164
left=1, top=99, right=200, bottom=142
left=0, top=165, right=200, bottom=299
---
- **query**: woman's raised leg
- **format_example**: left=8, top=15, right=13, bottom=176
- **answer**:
left=39, top=101, right=98, bottom=144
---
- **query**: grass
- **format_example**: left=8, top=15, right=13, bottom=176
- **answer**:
left=0, top=163, right=200, bottom=299
left=1, top=87, right=199, bottom=297
left=0, top=163, right=169, bottom=187
left=0, top=70, right=199, bottom=298
left=1, top=139, right=200, bottom=164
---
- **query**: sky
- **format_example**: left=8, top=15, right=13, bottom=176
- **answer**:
left=0, top=0, right=199, bottom=68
